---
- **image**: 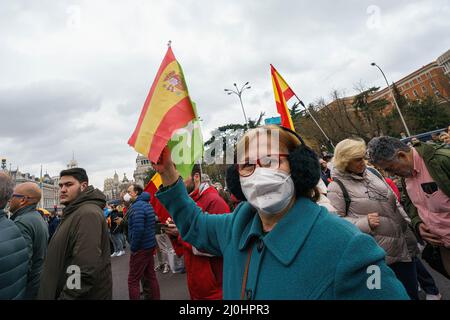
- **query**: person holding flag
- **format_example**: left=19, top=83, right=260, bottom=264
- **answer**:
left=152, top=124, right=410, bottom=300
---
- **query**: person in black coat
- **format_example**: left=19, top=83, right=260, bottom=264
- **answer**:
left=48, top=210, right=60, bottom=242
left=319, top=159, right=331, bottom=186
left=109, top=205, right=125, bottom=257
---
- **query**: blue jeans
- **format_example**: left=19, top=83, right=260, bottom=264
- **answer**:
left=111, top=232, right=125, bottom=253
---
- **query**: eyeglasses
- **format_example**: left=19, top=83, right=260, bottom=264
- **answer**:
left=11, top=194, right=27, bottom=199
left=237, top=154, right=289, bottom=177
left=11, top=194, right=35, bottom=200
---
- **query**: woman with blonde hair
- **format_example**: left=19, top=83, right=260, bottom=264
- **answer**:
left=152, top=126, right=408, bottom=300
left=327, top=137, right=418, bottom=299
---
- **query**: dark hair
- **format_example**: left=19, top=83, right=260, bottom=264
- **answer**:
left=0, top=173, right=14, bottom=209
left=60, top=168, right=89, bottom=184
left=191, top=164, right=201, bottom=177
left=131, top=184, right=144, bottom=195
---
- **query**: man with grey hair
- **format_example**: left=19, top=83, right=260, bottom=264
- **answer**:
left=367, top=136, right=450, bottom=278
left=0, top=172, right=29, bottom=299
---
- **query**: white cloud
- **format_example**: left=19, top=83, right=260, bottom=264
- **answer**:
left=1, top=0, right=449, bottom=188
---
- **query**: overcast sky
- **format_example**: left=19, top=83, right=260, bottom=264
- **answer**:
left=1, top=0, right=449, bottom=189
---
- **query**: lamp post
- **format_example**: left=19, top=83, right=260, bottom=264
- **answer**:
left=371, top=62, right=411, bottom=137
left=224, top=82, right=251, bottom=129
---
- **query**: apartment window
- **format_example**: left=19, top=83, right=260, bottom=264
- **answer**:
left=413, top=90, right=419, bottom=98
left=421, top=86, right=427, bottom=94
left=410, top=81, right=414, bottom=87
left=405, top=93, right=410, bottom=99
left=431, top=81, right=437, bottom=90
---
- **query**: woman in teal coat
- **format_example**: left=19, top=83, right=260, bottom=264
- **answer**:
left=154, top=126, right=409, bottom=300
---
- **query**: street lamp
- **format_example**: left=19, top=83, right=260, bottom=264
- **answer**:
left=371, top=62, right=411, bottom=137
left=224, top=82, right=251, bottom=129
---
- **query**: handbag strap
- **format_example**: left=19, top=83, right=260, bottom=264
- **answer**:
left=240, top=243, right=253, bottom=300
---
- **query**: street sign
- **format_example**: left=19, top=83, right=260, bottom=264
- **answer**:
left=264, top=116, right=281, bottom=125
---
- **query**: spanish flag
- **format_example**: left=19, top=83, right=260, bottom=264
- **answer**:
left=270, top=64, right=295, bottom=130
left=128, top=46, right=197, bottom=165
left=144, top=173, right=171, bottom=223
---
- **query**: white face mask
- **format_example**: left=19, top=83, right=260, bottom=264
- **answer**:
left=240, top=168, right=295, bottom=215
left=123, top=193, right=132, bottom=202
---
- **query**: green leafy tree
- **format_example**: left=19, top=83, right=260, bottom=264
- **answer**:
left=289, top=102, right=303, bottom=121
left=401, top=96, right=450, bottom=133
left=204, top=111, right=265, bottom=161
left=352, top=86, right=389, bottom=140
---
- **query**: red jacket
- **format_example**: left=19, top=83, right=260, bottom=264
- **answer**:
left=178, top=184, right=230, bottom=300
left=385, top=177, right=401, bottom=202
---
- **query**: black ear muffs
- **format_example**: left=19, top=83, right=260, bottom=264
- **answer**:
left=225, top=126, right=321, bottom=201
left=288, top=144, right=320, bottom=198
left=226, top=164, right=246, bottom=201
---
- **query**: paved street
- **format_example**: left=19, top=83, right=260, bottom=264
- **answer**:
left=420, top=260, right=450, bottom=300
left=111, top=248, right=449, bottom=300
left=111, top=248, right=190, bottom=300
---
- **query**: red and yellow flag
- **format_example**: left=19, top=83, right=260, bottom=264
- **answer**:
left=270, top=64, right=295, bottom=130
left=128, top=46, right=196, bottom=163
left=144, top=173, right=172, bottom=223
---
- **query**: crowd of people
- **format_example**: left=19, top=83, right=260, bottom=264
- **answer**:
left=0, top=124, right=449, bottom=300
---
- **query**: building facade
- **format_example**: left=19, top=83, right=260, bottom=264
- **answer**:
left=133, top=155, right=152, bottom=187
left=8, top=170, right=60, bottom=211
left=368, top=59, right=450, bottom=107
left=437, top=49, right=450, bottom=78
left=0, top=156, right=81, bottom=212
left=103, top=172, right=132, bottom=202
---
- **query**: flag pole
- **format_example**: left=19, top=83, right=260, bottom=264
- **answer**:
left=293, top=94, right=335, bottom=149
left=39, top=165, right=44, bottom=209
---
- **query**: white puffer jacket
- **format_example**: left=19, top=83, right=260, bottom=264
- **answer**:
left=327, top=168, right=411, bottom=265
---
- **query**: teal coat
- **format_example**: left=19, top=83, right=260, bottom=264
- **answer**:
left=157, top=179, right=409, bottom=300
left=0, top=209, right=28, bottom=299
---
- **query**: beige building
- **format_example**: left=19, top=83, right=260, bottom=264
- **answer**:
left=103, top=172, right=132, bottom=201
left=9, top=170, right=60, bottom=211
left=1, top=156, right=81, bottom=211
left=133, top=155, right=152, bottom=187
